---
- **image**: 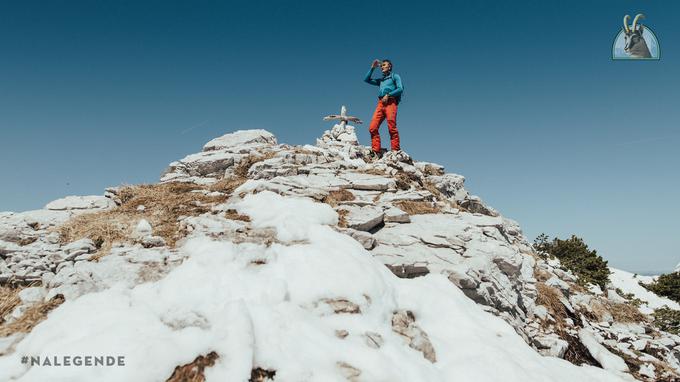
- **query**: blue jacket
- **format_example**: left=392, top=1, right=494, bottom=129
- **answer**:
left=364, top=68, right=403, bottom=103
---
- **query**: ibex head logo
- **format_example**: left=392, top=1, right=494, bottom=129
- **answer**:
left=622, top=14, right=652, bottom=58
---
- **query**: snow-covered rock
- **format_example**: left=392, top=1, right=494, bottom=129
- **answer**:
left=45, top=195, right=115, bottom=211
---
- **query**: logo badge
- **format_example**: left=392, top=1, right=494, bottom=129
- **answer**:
left=612, top=14, right=660, bottom=60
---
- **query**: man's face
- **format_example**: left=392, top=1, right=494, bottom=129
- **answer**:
left=380, top=61, right=391, bottom=74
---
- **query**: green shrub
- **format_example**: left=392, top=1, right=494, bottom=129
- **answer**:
left=643, top=272, right=680, bottom=304
left=652, top=307, right=680, bottom=334
left=534, top=234, right=610, bottom=290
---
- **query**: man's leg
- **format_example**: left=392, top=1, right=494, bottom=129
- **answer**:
left=368, top=101, right=385, bottom=153
left=385, top=100, right=400, bottom=151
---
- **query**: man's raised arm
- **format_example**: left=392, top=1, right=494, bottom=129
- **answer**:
left=364, top=60, right=381, bottom=86
left=364, top=67, right=380, bottom=85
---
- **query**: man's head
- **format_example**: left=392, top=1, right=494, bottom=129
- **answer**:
left=380, top=59, right=392, bottom=75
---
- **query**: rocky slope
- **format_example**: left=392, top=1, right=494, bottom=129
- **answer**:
left=0, top=125, right=679, bottom=381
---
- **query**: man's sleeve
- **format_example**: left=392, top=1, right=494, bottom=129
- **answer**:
left=388, top=74, right=403, bottom=97
left=364, top=67, right=380, bottom=86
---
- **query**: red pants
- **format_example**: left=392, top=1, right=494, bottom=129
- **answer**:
left=368, top=98, right=400, bottom=152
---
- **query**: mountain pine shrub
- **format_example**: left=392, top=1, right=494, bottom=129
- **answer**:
left=534, top=234, right=610, bottom=290
left=643, top=272, right=680, bottom=304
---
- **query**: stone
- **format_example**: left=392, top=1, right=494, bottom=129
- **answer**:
left=203, top=129, right=277, bottom=151
left=383, top=207, right=410, bottom=223
left=18, top=287, right=46, bottom=305
left=632, top=339, right=648, bottom=351
left=336, top=362, right=361, bottom=381
left=606, top=289, right=627, bottom=304
left=335, top=329, right=349, bottom=339
left=141, top=236, right=166, bottom=248
left=391, top=310, right=437, bottom=363
left=363, top=332, right=384, bottom=349
left=340, top=173, right=396, bottom=191
left=426, top=173, right=467, bottom=201
left=63, top=238, right=96, bottom=255
left=447, top=269, right=478, bottom=289
left=338, top=205, right=384, bottom=232
left=533, top=305, right=549, bottom=320
left=534, top=335, right=569, bottom=358
left=388, top=264, right=430, bottom=279
left=638, top=363, right=656, bottom=380
left=342, top=229, right=376, bottom=250
left=134, top=219, right=153, bottom=238
left=545, top=276, right=570, bottom=292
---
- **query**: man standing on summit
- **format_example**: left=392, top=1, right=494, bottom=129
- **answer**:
left=364, top=59, right=403, bottom=157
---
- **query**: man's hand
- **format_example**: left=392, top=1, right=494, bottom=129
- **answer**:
left=371, top=59, right=380, bottom=68
left=381, top=95, right=390, bottom=104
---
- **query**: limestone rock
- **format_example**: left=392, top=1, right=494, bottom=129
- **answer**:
left=202, top=129, right=277, bottom=151
left=338, top=205, right=384, bottom=232
left=391, top=310, right=437, bottom=363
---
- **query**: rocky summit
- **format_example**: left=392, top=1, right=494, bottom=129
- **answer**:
left=1, top=125, right=679, bottom=381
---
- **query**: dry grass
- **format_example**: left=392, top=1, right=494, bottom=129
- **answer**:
left=394, top=171, right=420, bottom=191
left=166, top=351, right=218, bottom=382
left=611, top=302, right=646, bottom=323
left=0, top=286, right=22, bottom=326
left=234, top=152, right=277, bottom=179
left=208, top=176, right=247, bottom=194
left=57, top=182, right=232, bottom=258
left=0, top=293, right=64, bottom=337
left=533, top=268, right=552, bottom=283
left=250, top=368, right=276, bottom=381
left=337, top=209, right=349, bottom=228
left=360, top=168, right=389, bottom=176
left=395, top=201, right=441, bottom=215
left=18, top=237, right=38, bottom=246
left=224, top=209, right=251, bottom=222
left=322, top=189, right=355, bottom=207
left=536, top=283, right=567, bottom=328
left=291, top=147, right=321, bottom=156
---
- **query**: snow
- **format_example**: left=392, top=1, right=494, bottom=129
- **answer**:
left=0, top=192, right=629, bottom=382
left=608, top=267, right=680, bottom=314
left=44, top=195, right=115, bottom=211
left=578, top=329, right=629, bottom=374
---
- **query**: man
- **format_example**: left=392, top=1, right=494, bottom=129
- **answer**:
left=363, top=59, right=404, bottom=158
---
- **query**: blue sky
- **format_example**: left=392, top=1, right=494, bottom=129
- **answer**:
left=1, top=1, right=678, bottom=274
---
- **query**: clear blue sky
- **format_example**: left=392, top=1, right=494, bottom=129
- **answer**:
left=1, top=1, right=678, bottom=274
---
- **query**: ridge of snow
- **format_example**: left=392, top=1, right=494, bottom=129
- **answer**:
left=608, top=267, right=680, bottom=314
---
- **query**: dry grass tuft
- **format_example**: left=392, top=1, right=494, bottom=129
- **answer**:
left=57, top=182, right=231, bottom=258
left=234, top=152, right=277, bottom=179
left=18, top=237, right=38, bottom=246
left=360, top=168, right=389, bottom=176
left=208, top=176, right=247, bottom=194
left=337, top=209, right=349, bottom=228
left=395, top=201, right=440, bottom=215
left=0, top=286, right=22, bottom=325
left=394, top=171, right=419, bottom=191
left=536, top=283, right=567, bottom=327
left=610, top=302, right=647, bottom=323
left=0, top=293, right=65, bottom=337
left=224, top=209, right=251, bottom=222
left=533, top=268, right=552, bottom=283
left=322, top=189, right=355, bottom=207
left=166, top=351, right=219, bottom=382
left=250, top=368, right=276, bottom=381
